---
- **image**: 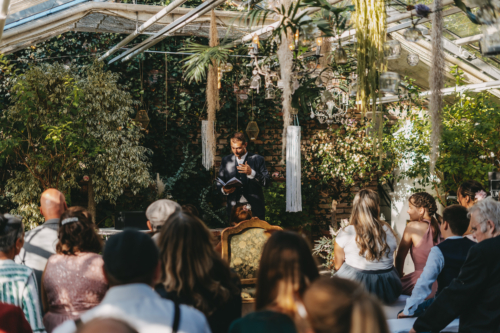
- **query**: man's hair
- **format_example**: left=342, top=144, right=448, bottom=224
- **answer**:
left=468, top=197, right=500, bottom=233
left=442, top=204, right=470, bottom=236
left=230, top=132, right=247, bottom=144
left=0, top=214, right=24, bottom=253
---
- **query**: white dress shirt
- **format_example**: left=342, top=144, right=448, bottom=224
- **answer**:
left=221, top=152, right=256, bottom=204
left=403, top=236, right=463, bottom=316
left=53, top=283, right=211, bottom=333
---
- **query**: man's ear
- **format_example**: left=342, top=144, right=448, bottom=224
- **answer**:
left=442, top=221, right=450, bottom=231
left=147, top=221, right=153, bottom=232
left=487, top=220, right=496, bottom=234
left=102, top=266, right=110, bottom=285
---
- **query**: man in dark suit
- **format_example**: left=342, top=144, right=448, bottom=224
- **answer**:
left=217, top=132, right=271, bottom=221
left=411, top=197, right=500, bottom=333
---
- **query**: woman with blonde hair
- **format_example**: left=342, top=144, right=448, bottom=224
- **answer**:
left=334, top=189, right=401, bottom=304
left=156, top=212, right=241, bottom=333
left=229, top=231, right=319, bottom=333
left=301, top=276, right=389, bottom=333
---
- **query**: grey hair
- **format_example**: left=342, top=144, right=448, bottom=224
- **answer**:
left=468, top=197, right=500, bottom=233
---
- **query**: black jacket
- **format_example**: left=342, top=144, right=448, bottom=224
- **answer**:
left=413, top=236, right=500, bottom=333
left=217, top=152, right=271, bottom=220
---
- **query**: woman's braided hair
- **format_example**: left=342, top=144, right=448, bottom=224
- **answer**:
left=409, top=192, right=441, bottom=243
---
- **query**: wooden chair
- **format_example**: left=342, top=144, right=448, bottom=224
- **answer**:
left=221, top=217, right=282, bottom=304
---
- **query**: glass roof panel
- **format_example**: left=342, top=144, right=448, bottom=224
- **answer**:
left=443, top=12, right=481, bottom=38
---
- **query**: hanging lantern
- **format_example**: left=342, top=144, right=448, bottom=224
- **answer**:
left=134, top=109, right=150, bottom=129
left=250, top=70, right=261, bottom=92
left=383, top=40, right=402, bottom=60
left=334, top=47, right=348, bottom=64
left=480, top=23, right=500, bottom=55
left=349, top=73, right=358, bottom=97
left=404, top=27, right=423, bottom=42
left=221, top=62, right=233, bottom=73
left=407, top=53, right=420, bottom=66
left=265, top=87, right=276, bottom=99
left=246, top=120, right=260, bottom=141
left=379, top=72, right=400, bottom=94
left=239, top=75, right=250, bottom=87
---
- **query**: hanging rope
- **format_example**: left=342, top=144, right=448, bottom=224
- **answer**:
left=429, top=0, right=445, bottom=173
left=203, top=10, right=220, bottom=170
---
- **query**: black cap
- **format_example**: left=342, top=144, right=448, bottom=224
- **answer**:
left=103, top=229, right=159, bottom=282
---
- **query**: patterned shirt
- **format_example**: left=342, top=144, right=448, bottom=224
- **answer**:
left=0, top=259, right=46, bottom=332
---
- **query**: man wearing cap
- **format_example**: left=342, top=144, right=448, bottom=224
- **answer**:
left=146, top=199, right=181, bottom=245
left=54, top=229, right=211, bottom=333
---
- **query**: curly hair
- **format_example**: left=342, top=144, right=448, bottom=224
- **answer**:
left=409, top=192, right=441, bottom=243
left=229, top=203, right=252, bottom=226
left=56, top=206, right=103, bottom=255
left=350, top=189, right=395, bottom=261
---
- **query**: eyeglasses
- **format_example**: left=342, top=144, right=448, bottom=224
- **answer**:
left=470, top=220, right=487, bottom=234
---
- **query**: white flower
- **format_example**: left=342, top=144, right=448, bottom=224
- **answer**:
left=475, top=190, right=487, bottom=201
left=491, top=152, right=495, bottom=158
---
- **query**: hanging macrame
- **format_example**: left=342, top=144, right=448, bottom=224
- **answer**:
left=202, top=10, right=220, bottom=170
left=429, top=0, right=444, bottom=172
left=286, top=125, right=302, bottom=212
left=277, top=0, right=293, bottom=164
left=353, top=0, right=386, bottom=161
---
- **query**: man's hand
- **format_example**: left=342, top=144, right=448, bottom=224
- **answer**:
left=223, top=186, right=236, bottom=194
left=237, top=161, right=252, bottom=175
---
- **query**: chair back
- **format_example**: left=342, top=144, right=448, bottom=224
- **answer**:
left=221, top=217, right=282, bottom=284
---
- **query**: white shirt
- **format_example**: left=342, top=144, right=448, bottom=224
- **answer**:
left=221, top=152, right=256, bottom=204
left=53, top=283, right=211, bottom=333
left=403, top=236, right=463, bottom=316
left=336, top=224, right=398, bottom=271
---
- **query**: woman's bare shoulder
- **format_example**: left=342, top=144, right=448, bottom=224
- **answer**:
left=404, top=221, right=429, bottom=233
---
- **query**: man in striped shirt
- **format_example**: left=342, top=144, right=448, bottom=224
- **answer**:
left=0, top=213, right=46, bottom=333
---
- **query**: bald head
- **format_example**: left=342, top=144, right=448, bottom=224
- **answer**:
left=40, top=189, right=67, bottom=221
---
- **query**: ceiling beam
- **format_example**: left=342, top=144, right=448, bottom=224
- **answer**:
left=454, top=34, right=483, bottom=45
left=99, top=0, right=189, bottom=61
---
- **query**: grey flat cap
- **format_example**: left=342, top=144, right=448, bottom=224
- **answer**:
left=146, top=199, right=181, bottom=228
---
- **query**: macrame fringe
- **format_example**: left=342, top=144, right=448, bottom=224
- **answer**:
left=286, top=126, right=302, bottom=212
left=429, top=0, right=444, bottom=173
left=202, top=120, right=216, bottom=170
left=203, top=10, right=219, bottom=170
left=278, top=0, right=293, bottom=164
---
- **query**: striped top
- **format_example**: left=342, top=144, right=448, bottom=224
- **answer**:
left=0, top=259, right=46, bottom=333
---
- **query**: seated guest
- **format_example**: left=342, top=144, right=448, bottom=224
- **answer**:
left=156, top=213, right=241, bottom=333
left=53, top=229, right=210, bottom=333
left=395, top=192, right=442, bottom=296
left=457, top=180, right=488, bottom=240
left=42, top=207, right=108, bottom=333
left=229, top=231, right=319, bottom=333
left=16, top=189, right=68, bottom=301
left=229, top=203, right=253, bottom=226
left=411, top=198, right=500, bottom=332
left=398, top=205, right=474, bottom=318
left=0, top=214, right=45, bottom=332
left=0, top=302, right=33, bottom=333
left=334, top=189, right=401, bottom=304
left=145, top=199, right=181, bottom=245
left=302, top=277, right=390, bottom=333
left=182, top=204, right=200, bottom=217
left=76, top=318, right=137, bottom=333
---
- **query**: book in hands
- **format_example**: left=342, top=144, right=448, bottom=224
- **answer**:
left=217, top=177, right=243, bottom=189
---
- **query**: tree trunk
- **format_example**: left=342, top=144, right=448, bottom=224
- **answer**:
left=88, top=173, right=97, bottom=224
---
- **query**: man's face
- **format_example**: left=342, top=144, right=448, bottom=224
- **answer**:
left=470, top=211, right=496, bottom=242
left=231, top=139, right=247, bottom=158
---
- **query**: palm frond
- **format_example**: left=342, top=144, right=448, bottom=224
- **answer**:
left=182, top=42, right=234, bottom=83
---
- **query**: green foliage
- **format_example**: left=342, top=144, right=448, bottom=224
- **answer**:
left=182, top=43, right=234, bottom=83
left=394, top=72, right=500, bottom=205
left=304, top=120, right=396, bottom=201
left=264, top=182, right=315, bottom=228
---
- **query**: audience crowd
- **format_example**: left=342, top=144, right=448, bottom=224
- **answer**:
left=0, top=179, right=499, bottom=333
